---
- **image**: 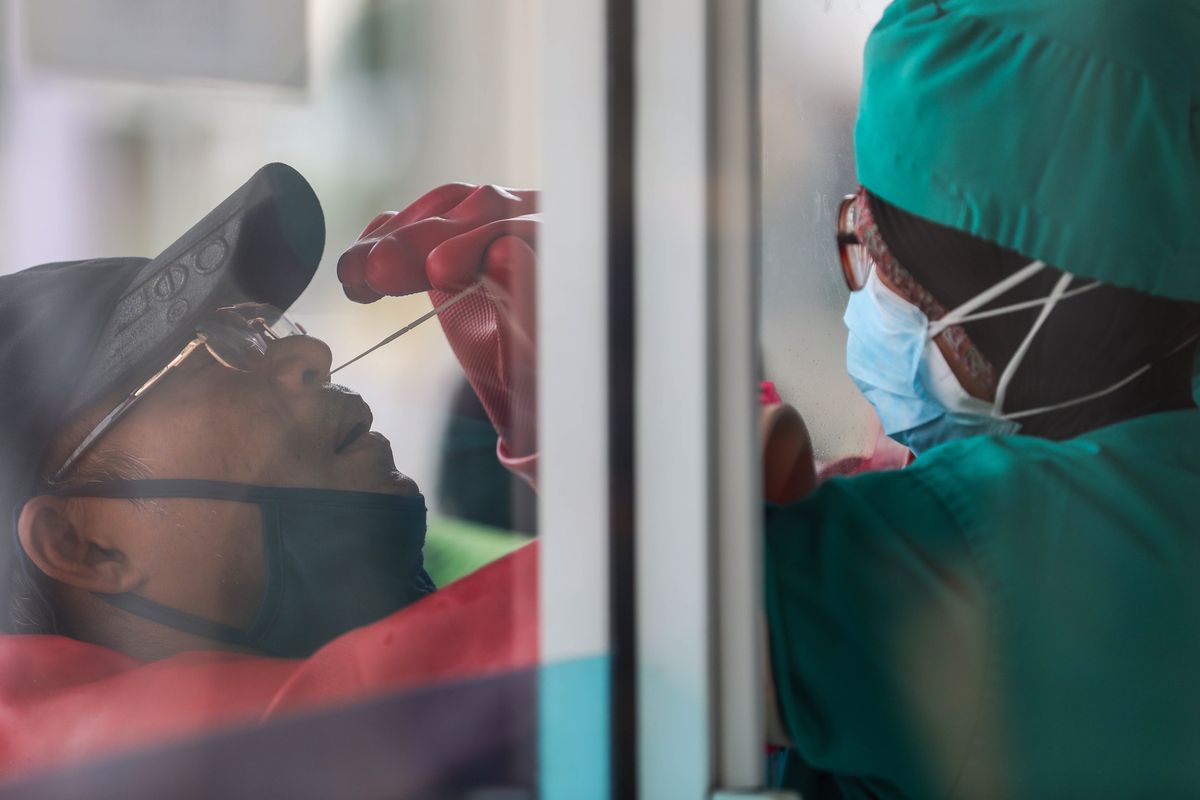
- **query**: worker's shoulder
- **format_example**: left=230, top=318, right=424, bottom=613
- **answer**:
left=773, top=409, right=1200, bottom=539
left=904, top=409, right=1200, bottom=529
left=917, top=408, right=1200, bottom=479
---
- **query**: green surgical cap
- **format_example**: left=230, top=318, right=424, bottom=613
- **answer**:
left=856, top=0, right=1200, bottom=302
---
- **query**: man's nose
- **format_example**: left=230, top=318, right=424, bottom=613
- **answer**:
left=267, top=335, right=334, bottom=394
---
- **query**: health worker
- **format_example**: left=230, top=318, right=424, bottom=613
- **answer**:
left=760, top=1, right=1200, bottom=796
left=337, top=1, right=1200, bottom=797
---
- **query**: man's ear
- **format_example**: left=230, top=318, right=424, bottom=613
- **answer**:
left=16, top=496, right=139, bottom=593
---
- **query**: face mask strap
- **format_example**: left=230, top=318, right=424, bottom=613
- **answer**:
left=993, top=272, right=1074, bottom=414
left=928, top=260, right=1047, bottom=338
left=34, top=479, right=266, bottom=648
left=96, top=592, right=255, bottom=647
left=40, top=479, right=261, bottom=503
left=1003, top=333, right=1200, bottom=421
left=40, top=479, right=426, bottom=512
left=11, top=496, right=258, bottom=642
left=931, top=281, right=1102, bottom=334
left=31, top=479, right=430, bottom=656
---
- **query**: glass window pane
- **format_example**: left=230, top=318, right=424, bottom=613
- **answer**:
left=760, top=0, right=889, bottom=462
left=0, top=2, right=555, bottom=796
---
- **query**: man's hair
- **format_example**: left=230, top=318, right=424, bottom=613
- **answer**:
left=9, top=448, right=152, bottom=634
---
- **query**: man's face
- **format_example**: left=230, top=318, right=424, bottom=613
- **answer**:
left=91, top=332, right=418, bottom=496
left=33, top=330, right=418, bottom=656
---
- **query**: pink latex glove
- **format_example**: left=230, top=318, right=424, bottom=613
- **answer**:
left=338, top=184, right=541, bottom=482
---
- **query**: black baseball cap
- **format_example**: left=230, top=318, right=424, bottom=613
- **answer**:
left=0, top=162, right=324, bottom=622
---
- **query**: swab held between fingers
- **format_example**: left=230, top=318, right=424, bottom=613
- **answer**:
left=330, top=282, right=483, bottom=375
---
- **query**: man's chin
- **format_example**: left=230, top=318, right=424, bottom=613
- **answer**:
left=339, top=431, right=420, bottom=496
left=385, top=469, right=421, bottom=497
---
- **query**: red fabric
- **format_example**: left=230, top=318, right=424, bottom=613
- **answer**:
left=0, top=542, right=538, bottom=779
left=0, top=423, right=901, bottom=777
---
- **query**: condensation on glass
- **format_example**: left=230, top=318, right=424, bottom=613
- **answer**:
left=760, top=0, right=890, bottom=460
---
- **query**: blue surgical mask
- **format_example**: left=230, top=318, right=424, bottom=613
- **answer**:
left=845, top=269, right=1019, bottom=454
left=18, top=479, right=434, bottom=658
left=843, top=260, right=1152, bottom=455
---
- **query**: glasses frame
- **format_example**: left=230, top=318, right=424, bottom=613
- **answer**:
left=837, top=193, right=875, bottom=292
left=50, top=304, right=302, bottom=483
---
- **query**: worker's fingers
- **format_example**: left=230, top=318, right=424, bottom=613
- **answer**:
left=369, top=186, right=538, bottom=269
left=426, top=215, right=540, bottom=292
left=368, top=182, right=480, bottom=239
left=488, top=235, right=539, bottom=348
left=342, top=280, right=385, bottom=304
left=338, top=238, right=384, bottom=303
left=339, top=185, right=539, bottom=303
left=444, top=184, right=539, bottom=226
left=343, top=184, right=481, bottom=295
left=361, top=217, right=471, bottom=296
left=359, top=211, right=397, bottom=239
left=368, top=184, right=534, bottom=244
left=396, top=182, right=479, bottom=225
left=337, top=238, right=383, bottom=302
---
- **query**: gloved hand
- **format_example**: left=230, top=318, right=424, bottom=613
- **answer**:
left=338, top=184, right=541, bottom=483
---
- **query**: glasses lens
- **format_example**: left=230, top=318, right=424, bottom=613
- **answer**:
left=196, top=312, right=268, bottom=370
left=221, top=303, right=306, bottom=339
left=198, top=304, right=308, bottom=369
left=837, top=196, right=873, bottom=291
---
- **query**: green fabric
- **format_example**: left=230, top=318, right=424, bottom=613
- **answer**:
left=765, top=410, right=1200, bottom=798
left=423, top=513, right=532, bottom=587
left=856, top=0, right=1200, bottom=301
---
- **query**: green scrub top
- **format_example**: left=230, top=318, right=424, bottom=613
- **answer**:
left=764, top=410, right=1200, bottom=798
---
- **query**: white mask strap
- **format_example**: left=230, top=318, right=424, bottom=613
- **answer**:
left=993, top=272, right=1074, bottom=414
left=929, top=281, right=1102, bottom=335
left=1003, top=333, right=1200, bottom=421
left=928, top=260, right=1047, bottom=337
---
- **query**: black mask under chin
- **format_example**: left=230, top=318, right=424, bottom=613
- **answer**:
left=24, top=479, right=435, bottom=658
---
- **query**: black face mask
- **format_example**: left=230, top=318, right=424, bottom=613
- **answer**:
left=23, top=479, right=435, bottom=658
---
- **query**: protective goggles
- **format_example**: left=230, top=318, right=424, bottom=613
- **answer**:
left=52, top=304, right=304, bottom=482
left=837, top=192, right=874, bottom=292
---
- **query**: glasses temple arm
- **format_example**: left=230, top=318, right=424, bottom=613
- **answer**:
left=51, top=338, right=206, bottom=482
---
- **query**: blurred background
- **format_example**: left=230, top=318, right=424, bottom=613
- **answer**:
left=0, top=0, right=539, bottom=516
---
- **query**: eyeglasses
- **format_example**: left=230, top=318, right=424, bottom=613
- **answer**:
left=51, top=303, right=305, bottom=482
left=837, top=193, right=874, bottom=292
